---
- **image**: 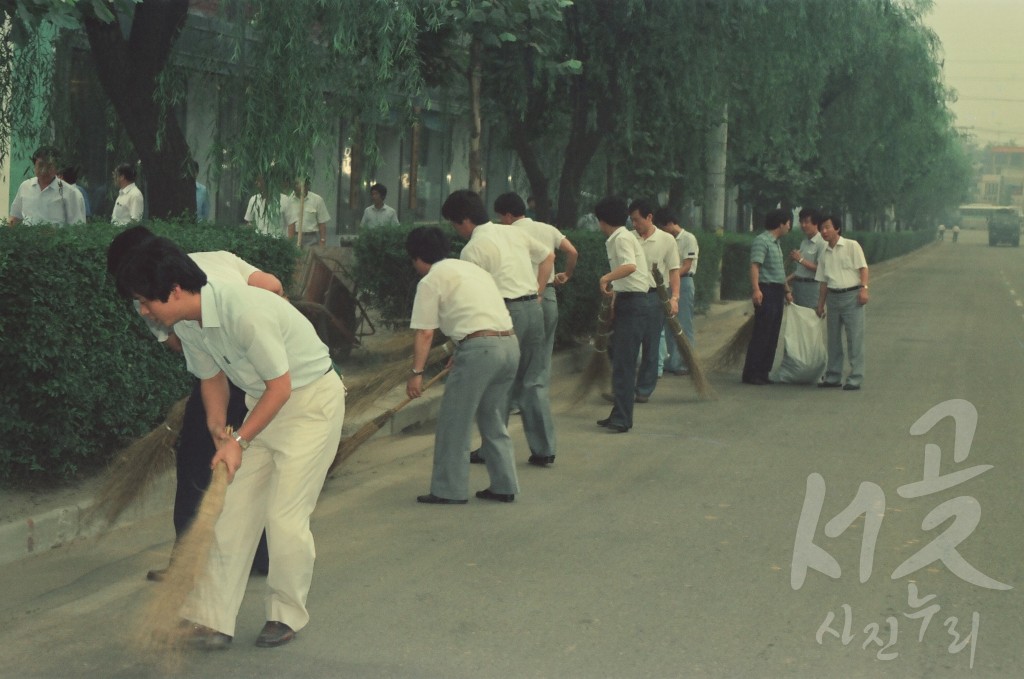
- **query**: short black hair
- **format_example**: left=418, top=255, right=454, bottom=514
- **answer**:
left=820, top=213, right=842, bottom=233
left=59, top=165, right=80, bottom=184
left=106, top=225, right=157, bottom=276
left=627, top=198, right=656, bottom=219
left=653, top=207, right=678, bottom=228
left=370, top=183, right=388, bottom=198
left=31, top=146, right=60, bottom=167
left=115, top=162, right=137, bottom=183
left=798, top=207, right=820, bottom=223
left=115, top=236, right=207, bottom=301
left=441, top=189, right=489, bottom=226
left=594, top=196, right=628, bottom=227
left=406, top=226, right=450, bottom=264
left=493, top=192, right=526, bottom=217
left=765, top=208, right=791, bottom=231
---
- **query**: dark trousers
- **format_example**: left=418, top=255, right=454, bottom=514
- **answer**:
left=176, top=379, right=269, bottom=573
left=742, top=283, right=785, bottom=383
left=606, top=292, right=652, bottom=429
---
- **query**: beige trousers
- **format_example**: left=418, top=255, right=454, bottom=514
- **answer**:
left=182, top=370, right=345, bottom=636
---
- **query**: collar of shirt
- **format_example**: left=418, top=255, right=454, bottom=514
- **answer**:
left=199, top=284, right=223, bottom=329
left=119, top=183, right=136, bottom=196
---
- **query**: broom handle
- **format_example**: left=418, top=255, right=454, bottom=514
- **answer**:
left=400, top=367, right=451, bottom=409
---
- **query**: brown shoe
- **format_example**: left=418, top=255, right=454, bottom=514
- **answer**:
left=255, top=621, right=296, bottom=648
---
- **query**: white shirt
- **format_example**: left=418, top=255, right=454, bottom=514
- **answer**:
left=815, top=236, right=868, bottom=289
left=284, top=191, right=330, bottom=233
left=360, top=204, right=399, bottom=229
left=636, top=228, right=680, bottom=286
left=111, top=182, right=144, bottom=225
left=460, top=222, right=551, bottom=298
left=10, top=177, right=86, bottom=225
left=140, top=251, right=260, bottom=342
left=514, top=217, right=565, bottom=284
left=176, top=280, right=332, bottom=396
left=410, top=259, right=514, bottom=341
left=245, top=193, right=289, bottom=236
left=675, top=228, right=700, bottom=275
left=605, top=226, right=652, bottom=292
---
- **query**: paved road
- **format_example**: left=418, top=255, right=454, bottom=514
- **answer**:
left=2, top=229, right=1022, bottom=678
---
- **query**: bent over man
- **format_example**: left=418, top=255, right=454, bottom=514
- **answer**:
left=115, top=237, right=344, bottom=650
left=405, top=226, right=521, bottom=504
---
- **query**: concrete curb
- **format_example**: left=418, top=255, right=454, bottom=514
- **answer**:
left=0, top=299, right=750, bottom=566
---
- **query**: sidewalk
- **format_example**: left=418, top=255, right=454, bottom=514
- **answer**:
left=0, top=298, right=751, bottom=567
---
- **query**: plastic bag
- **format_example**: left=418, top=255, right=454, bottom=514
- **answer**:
left=770, top=305, right=826, bottom=384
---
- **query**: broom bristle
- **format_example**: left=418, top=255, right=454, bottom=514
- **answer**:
left=132, top=462, right=229, bottom=668
left=571, top=349, right=612, bottom=404
left=668, top=324, right=717, bottom=400
left=345, top=341, right=455, bottom=417
left=707, top=315, right=755, bottom=372
left=87, top=397, right=188, bottom=526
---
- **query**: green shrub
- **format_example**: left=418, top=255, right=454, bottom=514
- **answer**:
left=0, top=220, right=298, bottom=485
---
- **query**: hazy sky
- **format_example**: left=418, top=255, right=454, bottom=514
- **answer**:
left=924, top=0, right=1024, bottom=145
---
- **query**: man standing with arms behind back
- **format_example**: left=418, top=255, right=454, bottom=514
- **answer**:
left=815, top=214, right=869, bottom=390
left=742, top=208, right=793, bottom=385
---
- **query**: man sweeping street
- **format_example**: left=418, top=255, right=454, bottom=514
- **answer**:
left=405, top=226, right=520, bottom=504
left=115, top=236, right=344, bottom=650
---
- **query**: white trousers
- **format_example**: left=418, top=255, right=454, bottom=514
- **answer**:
left=182, top=370, right=345, bottom=636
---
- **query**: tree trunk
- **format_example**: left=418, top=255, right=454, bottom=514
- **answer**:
left=348, top=122, right=364, bottom=210
left=703, top=103, right=728, bottom=233
left=508, top=118, right=553, bottom=223
left=83, top=1, right=194, bottom=221
left=467, top=36, right=483, bottom=194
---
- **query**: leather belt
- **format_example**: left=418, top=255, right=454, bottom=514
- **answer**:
left=459, top=329, right=515, bottom=344
left=681, top=273, right=694, bottom=278
left=503, top=294, right=536, bottom=304
left=828, top=285, right=863, bottom=293
left=792, top=276, right=815, bottom=283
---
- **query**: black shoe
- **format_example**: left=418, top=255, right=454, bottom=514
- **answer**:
left=743, top=377, right=769, bottom=385
left=182, top=622, right=232, bottom=651
left=606, top=423, right=629, bottom=433
left=528, top=454, right=555, bottom=467
left=818, top=381, right=842, bottom=388
left=475, top=488, right=515, bottom=503
left=255, top=621, right=295, bottom=648
left=596, top=417, right=612, bottom=427
left=469, top=449, right=485, bottom=464
left=842, top=384, right=861, bottom=391
left=146, top=567, right=168, bottom=582
left=417, top=494, right=468, bottom=505
left=634, top=394, right=650, bottom=403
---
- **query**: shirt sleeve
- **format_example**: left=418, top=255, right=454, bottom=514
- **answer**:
left=315, top=196, right=330, bottom=225
left=750, top=236, right=767, bottom=266
left=129, top=191, right=144, bottom=221
left=852, top=241, right=868, bottom=269
left=409, top=276, right=441, bottom=330
left=67, top=185, right=87, bottom=224
left=10, top=186, right=23, bottom=219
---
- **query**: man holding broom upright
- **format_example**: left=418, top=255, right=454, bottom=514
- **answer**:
left=405, top=225, right=521, bottom=504
left=115, top=236, right=344, bottom=650
left=595, top=196, right=653, bottom=433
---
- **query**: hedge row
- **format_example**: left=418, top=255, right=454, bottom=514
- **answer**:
left=0, top=221, right=297, bottom=484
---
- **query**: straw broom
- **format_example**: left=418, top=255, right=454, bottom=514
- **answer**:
left=651, top=266, right=716, bottom=400
left=706, top=314, right=755, bottom=372
left=87, top=396, right=188, bottom=527
left=133, top=458, right=229, bottom=663
left=571, top=294, right=613, bottom=402
left=345, top=340, right=456, bottom=418
left=328, top=367, right=451, bottom=477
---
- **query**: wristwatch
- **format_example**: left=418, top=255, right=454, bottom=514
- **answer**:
left=233, top=432, right=250, bottom=451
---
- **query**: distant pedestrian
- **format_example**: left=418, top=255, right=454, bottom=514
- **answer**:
left=938, top=224, right=946, bottom=241
left=815, top=214, right=869, bottom=390
left=360, top=183, right=399, bottom=229
left=8, top=146, right=86, bottom=226
left=741, top=208, right=793, bottom=385
left=111, top=162, right=144, bottom=226
left=286, top=178, right=330, bottom=247
left=59, top=164, right=92, bottom=219
left=952, top=224, right=960, bottom=243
